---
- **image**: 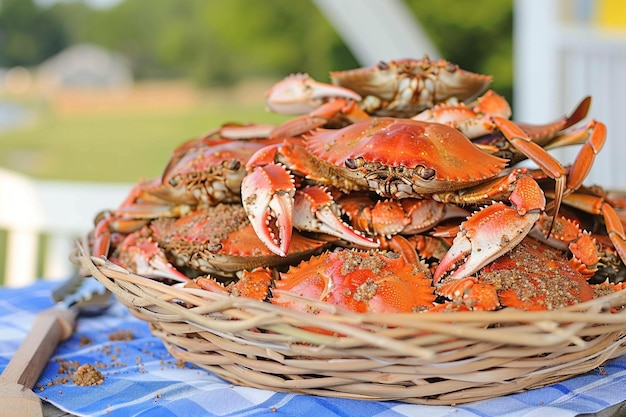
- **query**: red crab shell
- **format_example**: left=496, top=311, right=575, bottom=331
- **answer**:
left=330, top=57, right=492, bottom=117
left=270, top=249, right=436, bottom=314
left=126, top=126, right=281, bottom=208
left=195, top=268, right=274, bottom=301
left=479, top=237, right=596, bottom=310
left=193, top=248, right=435, bottom=335
left=301, top=117, right=508, bottom=198
left=148, top=204, right=330, bottom=277
left=436, top=237, right=596, bottom=311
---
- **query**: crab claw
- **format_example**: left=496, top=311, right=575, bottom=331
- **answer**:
left=112, top=234, right=190, bottom=283
left=433, top=202, right=541, bottom=283
left=241, top=164, right=295, bottom=257
left=293, top=186, right=378, bottom=248
left=266, top=73, right=361, bottom=114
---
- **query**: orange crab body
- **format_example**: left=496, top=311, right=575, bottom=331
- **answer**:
left=242, top=117, right=559, bottom=281
left=149, top=205, right=330, bottom=277
left=88, top=55, right=626, bottom=324
left=329, top=57, right=492, bottom=117
left=112, top=204, right=330, bottom=280
left=265, top=56, right=492, bottom=138
left=91, top=124, right=282, bottom=258
left=211, top=249, right=436, bottom=314
left=299, top=118, right=508, bottom=197
left=271, top=249, right=435, bottom=314
left=478, top=237, right=596, bottom=310
left=435, top=237, right=597, bottom=311
left=141, top=128, right=282, bottom=207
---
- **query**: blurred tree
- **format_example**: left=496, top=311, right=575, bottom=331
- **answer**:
left=405, top=0, right=513, bottom=101
left=49, top=0, right=358, bottom=86
left=40, top=0, right=513, bottom=98
left=0, top=0, right=68, bottom=67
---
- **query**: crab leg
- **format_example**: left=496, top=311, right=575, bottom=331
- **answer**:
left=550, top=120, right=606, bottom=193
left=434, top=174, right=545, bottom=282
left=341, top=195, right=468, bottom=236
left=513, top=96, right=591, bottom=146
left=492, top=116, right=567, bottom=233
left=531, top=212, right=600, bottom=276
left=269, top=99, right=370, bottom=139
left=112, top=234, right=190, bottom=283
left=92, top=213, right=147, bottom=258
left=558, top=192, right=626, bottom=265
left=412, top=90, right=512, bottom=139
left=525, top=120, right=606, bottom=216
left=293, top=186, right=378, bottom=248
left=92, top=202, right=189, bottom=257
left=241, top=164, right=295, bottom=257
left=494, top=116, right=606, bottom=202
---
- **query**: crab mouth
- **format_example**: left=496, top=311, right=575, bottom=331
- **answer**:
left=434, top=259, right=466, bottom=285
left=359, top=166, right=443, bottom=199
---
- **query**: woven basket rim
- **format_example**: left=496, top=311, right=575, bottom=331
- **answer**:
left=73, top=242, right=626, bottom=404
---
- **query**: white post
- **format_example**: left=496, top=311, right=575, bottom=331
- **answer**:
left=42, top=235, right=76, bottom=281
left=513, top=0, right=561, bottom=122
left=312, top=0, right=439, bottom=66
left=5, top=230, right=39, bottom=287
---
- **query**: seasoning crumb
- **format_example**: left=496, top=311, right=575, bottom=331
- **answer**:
left=73, top=363, right=105, bottom=386
left=108, top=330, right=135, bottom=341
left=79, top=336, right=93, bottom=346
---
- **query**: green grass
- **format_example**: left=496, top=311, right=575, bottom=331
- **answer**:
left=0, top=83, right=293, bottom=285
left=0, top=95, right=288, bottom=183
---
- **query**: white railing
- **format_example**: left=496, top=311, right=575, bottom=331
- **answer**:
left=514, top=0, right=626, bottom=191
left=0, top=167, right=132, bottom=287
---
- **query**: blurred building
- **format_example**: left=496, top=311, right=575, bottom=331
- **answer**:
left=37, top=43, right=133, bottom=90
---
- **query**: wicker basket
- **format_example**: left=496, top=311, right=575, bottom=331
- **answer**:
left=73, top=244, right=626, bottom=405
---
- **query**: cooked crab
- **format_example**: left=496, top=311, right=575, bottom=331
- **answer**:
left=92, top=123, right=280, bottom=257
left=330, top=56, right=492, bottom=117
left=412, top=90, right=595, bottom=165
left=197, top=248, right=436, bottom=314
left=266, top=56, right=492, bottom=138
left=434, top=236, right=597, bottom=311
left=112, top=204, right=331, bottom=280
left=242, top=116, right=588, bottom=281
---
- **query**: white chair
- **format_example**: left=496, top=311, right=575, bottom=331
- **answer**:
left=0, top=167, right=132, bottom=287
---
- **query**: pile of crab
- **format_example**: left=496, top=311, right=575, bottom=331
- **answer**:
left=91, top=55, right=626, bottom=314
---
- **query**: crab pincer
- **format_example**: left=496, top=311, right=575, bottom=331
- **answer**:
left=241, top=163, right=295, bottom=257
left=266, top=73, right=361, bottom=115
left=434, top=174, right=546, bottom=284
left=266, top=74, right=366, bottom=139
left=293, top=186, right=378, bottom=248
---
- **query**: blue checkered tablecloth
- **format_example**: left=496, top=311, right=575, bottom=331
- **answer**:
left=1, top=280, right=625, bottom=417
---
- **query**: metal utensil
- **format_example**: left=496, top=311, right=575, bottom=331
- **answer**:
left=0, top=275, right=111, bottom=417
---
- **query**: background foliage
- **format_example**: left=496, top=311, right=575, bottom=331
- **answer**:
left=1, top=0, right=513, bottom=98
left=0, top=0, right=513, bottom=182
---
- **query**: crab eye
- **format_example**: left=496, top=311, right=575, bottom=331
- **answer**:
left=417, top=166, right=436, bottom=180
left=222, top=159, right=241, bottom=170
left=446, top=63, right=458, bottom=73
left=376, top=61, right=389, bottom=70
left=344, top=157, right=364, bottom=169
